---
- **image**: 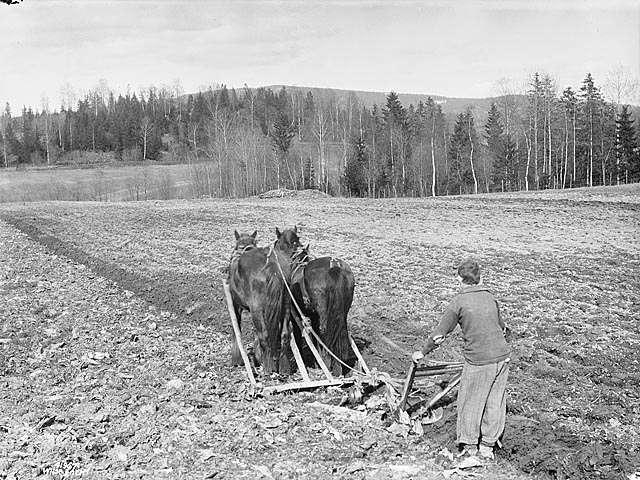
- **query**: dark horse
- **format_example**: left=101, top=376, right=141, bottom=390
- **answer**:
left=275, top=228, right=356, bottom=376
left=227, top=230, right=293, bottom=375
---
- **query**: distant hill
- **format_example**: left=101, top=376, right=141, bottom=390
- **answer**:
left=213, top=84, right=517, bottom=125
left=183, top=84, right=504, bottom=124
left=260, top=84, right=502, bottom=117
left=184, top=83, right=572, bottom=124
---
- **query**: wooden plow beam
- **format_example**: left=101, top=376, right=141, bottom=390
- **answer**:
left=223, top=279, right=373, bottom=395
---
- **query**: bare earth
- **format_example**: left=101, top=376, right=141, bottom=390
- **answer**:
left=1, top=185, right=639, bottom=479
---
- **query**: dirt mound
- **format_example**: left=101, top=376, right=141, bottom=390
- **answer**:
left=257, top=188, right=330, bottom=199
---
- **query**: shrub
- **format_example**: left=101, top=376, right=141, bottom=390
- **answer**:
left=156, top=172, right=176, bottom=200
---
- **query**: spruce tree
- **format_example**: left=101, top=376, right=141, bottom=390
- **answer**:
left=269, top=112, right=295, bottom=189
left=502, top=134, right=518, bottom=190
left=217, top=85, right=230, bottom=110
left=269, top=112, right=295, bottom=155
left=448, top=112, right=475, bottom=194
left=485, top=103, right=503, bottom=151
left=344, top=136, right=367, bottom=197
left=303, top=156, right=316, bottom=189
left=485, top=103, right=505, bottom=190
left=528, top=72, right=544, bottom=189
left=303, top=92, right=315, bottom=131
left=382, top=92, right=407, bottom=195
left=382, top=92, right=404, bottom=124
left=20, top=107, right=36, bottom=165
left=579, top=73, right=602, bottom=186
left=615, top=105, right=639, bottom=181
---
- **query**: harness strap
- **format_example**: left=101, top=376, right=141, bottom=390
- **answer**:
left=263, top=244, right=274, bottom=268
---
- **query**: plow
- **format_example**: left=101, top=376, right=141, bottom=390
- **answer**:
left=396, top=357, right=463, bottom=424
left=222, top=278, right=463, bottom=423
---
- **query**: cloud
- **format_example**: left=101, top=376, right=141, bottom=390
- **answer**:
left=0, top=0, right=637, bottom=108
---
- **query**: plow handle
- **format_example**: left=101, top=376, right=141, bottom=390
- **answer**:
left=397, top=358, right=419, bottom=412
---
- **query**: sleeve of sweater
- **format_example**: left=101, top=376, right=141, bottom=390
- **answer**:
left=422, top=300, right=459, bottom=354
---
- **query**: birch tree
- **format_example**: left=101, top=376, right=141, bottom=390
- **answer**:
left=0, top=103, right=11, bottom=168
left=140, top=116, right=152, bottom=160
left=467, top=109, right=478, bottom=194
left=579, top=73, right=601, bottom=187
left=604, top=65, right=638, bottom=109
left=41, top=96, right=51, bottom=165
left=60, top=82, right=76, bottom=149
left=312, top=101, right=328, bottom=192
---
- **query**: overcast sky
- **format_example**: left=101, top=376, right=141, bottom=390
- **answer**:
left=1, top=0, right=638, bottom=110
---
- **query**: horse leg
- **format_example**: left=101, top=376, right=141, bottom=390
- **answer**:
left=278, top=299, right=292, bottom=375
left=250, top=302, right=279, bottom=374
left=317, top=322, right=337, bottom=377
left=332, top=324, right=352, bottom=376
left=252, top=327, right=262, bottom=368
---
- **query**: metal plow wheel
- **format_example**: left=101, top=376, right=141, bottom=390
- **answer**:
left=421, top=407, right=444, bottom=425
left=222, top=280, right=375, bottom=395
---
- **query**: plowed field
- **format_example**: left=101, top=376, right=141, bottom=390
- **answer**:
left=1, top=186, right=639, bottom=479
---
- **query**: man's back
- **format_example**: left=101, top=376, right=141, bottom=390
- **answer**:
left=449, top=285, right=509, bottom=365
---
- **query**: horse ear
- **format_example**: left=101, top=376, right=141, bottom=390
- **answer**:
left=305, top=243, right=310, bottom=252
left=234, top=230, right=239, bottom=240
left=294, top=225, right=298, bottom=233
left=275, top=227, right=281, bottom=238
left=251, top=230, right=257, bottom=239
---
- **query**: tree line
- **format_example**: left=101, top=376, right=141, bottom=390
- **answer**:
left=0, top=72, right=638, bottom=198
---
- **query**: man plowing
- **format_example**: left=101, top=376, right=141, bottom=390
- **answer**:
left=413, top=259, right=510, bottom=461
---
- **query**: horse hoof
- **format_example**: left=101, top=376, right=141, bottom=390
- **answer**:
left=230, top=358, right=244, bottom=367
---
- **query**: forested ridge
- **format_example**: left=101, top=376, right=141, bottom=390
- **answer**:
left=1, top=71, right=638, bottom=198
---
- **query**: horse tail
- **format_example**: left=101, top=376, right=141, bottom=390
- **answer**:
left=324, top=261, right=356, bottom=374
left=250, top=261, right=290, bottom=375
left=278, top=285, right=292, bottom=374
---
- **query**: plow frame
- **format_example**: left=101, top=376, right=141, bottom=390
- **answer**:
left=396, top=358, right=464, bottom=421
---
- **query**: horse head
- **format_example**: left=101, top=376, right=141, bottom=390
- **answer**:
left=234, top=230, right=258, bottom=252
left=274, top=225, right=302, bottom=258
